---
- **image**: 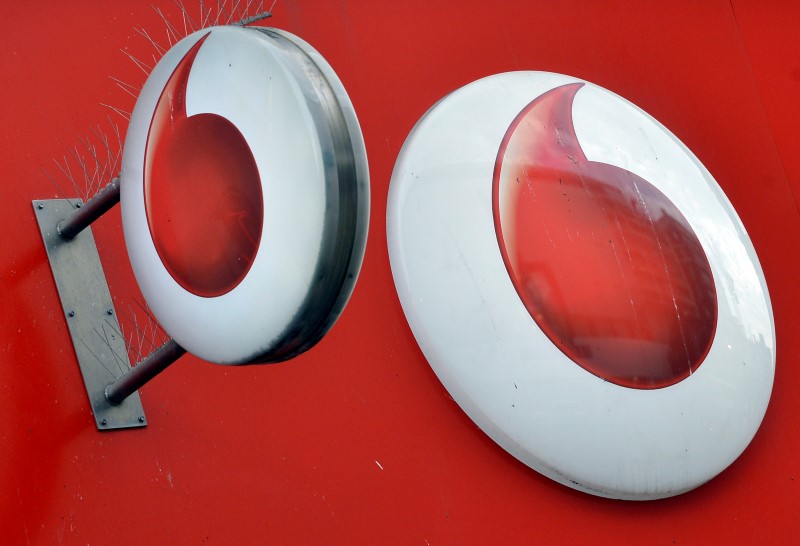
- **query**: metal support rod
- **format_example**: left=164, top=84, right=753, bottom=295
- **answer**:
left=105, top=339, right=186, bottom=406
left=58, top=178, right=121, bottom=240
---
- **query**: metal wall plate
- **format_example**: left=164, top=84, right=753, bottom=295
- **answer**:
left=34, top=199, right=147, bottom=430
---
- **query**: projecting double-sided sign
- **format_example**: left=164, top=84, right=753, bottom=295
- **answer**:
left=34, top=25, right=368, bottom=429
left=122, top=26, right=369, bottom=364
left=387, top=72, right=774, bottom=500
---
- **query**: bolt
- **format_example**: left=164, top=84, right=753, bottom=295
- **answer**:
left=101, top=419, right=107, bottom=426
left=37, top=203, right=44, bottom=210
left=107, top=309, right=113, bottom=315
left=138, top=416, right=145, bottom=423
left=76, top=202, right=82, bottom=208
left=68, top=310, right=75, bottom=317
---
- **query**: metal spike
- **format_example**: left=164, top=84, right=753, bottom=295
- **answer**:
left=100, top=103, right=131, bottom=121
left=134, top=26, right=167, bottom=55
left=120, top=48, right=153, bottom=76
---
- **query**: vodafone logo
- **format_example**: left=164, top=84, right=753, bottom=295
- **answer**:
left=387, top=72, right=774, bottom=499
left=122, top=27, right=369, bottom=365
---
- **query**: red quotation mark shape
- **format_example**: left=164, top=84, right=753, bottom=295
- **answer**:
left=493, top=83, right=718, bottom=389
left=144, top=33, right=264, bottom=298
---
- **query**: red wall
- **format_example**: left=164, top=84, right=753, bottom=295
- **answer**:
left=1, top=1, right=798, bottom=543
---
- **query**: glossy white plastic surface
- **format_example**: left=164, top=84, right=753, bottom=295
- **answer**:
left=387, top=72, right=775, bottom=500
left=122, top=26, right=369, bottom=364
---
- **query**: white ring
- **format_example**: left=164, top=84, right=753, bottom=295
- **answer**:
left=387, top=72, right=774, bottom=500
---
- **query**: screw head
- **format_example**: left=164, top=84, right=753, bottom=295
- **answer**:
left=107, top=309, right=114, bottom=315
left=67, top=310, right=75, bottom=317
left=37, top=203, right=44, bottom=210
left=138, top=416, right=145, bottom=423
left=101, top=419, right=107, bottom=426
left=76, top=202, right=82, bottom=208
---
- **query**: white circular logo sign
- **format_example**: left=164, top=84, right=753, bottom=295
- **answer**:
left=122, top=27, right=369, bottom=364
left=387, top=72, right=774, bottom=500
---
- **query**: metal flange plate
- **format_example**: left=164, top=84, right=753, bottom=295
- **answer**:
left=33, top=199, right=147, bottom=430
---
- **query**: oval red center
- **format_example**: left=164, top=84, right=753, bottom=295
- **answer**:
left=493, top=83, right=717, bottom=389
left=143, top=34, right=264, bottom=298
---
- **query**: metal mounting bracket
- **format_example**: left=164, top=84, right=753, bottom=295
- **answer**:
left=33, top=199, right=147, bottom=430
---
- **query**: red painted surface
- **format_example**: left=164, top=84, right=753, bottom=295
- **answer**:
left=0, top=1, right=798, bottom=544
left=494, top=83, right=716, bottom=389
left=146, top=33, right=263, bottom=297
